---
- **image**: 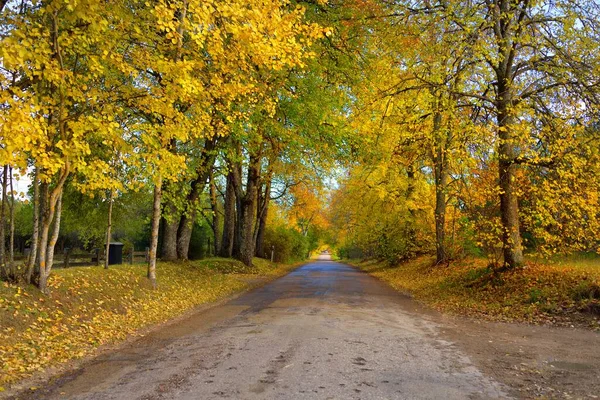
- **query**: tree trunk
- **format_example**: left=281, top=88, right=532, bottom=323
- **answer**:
left=161, top=216, right=179, bottom=261
left=0, top=166, right=7, bottom=275
left=8, top=167, right=15, bottom=276
left=232, top=162, right=244, bottom=259
left=37, top=185, right=64, bottom=293
left=104, top=189, right=114, bottom=269
left=176, top=208, right=197, bottom=260
left=46, top=191, right=62, bottom=274
left=176, top=171, right=210, bottom=260
left=148, top=178, right=162, bottom=287
left=209, top=170, right=221, bottom=255
left=255, top=173, right=272, bottom=258
left=490, top=0, right=524, bottom=269
left=26, top=171, right=40, bottom=284
left=497, top=98, right=523, bottom=268
left=432, top=110, right=448, bottom=265
left=175, top=138, right=218, bottom=260
left=238, top=155, right=261, bottom=266
left=405, top=164, right=417, bottom=248
left=219, top=171, right=236, bottom=258
left=37, top=165, right=68, bottom=293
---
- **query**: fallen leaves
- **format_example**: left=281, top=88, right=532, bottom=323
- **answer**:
left=354, top=256, right=600, bottom=329
left=0, top=258, right=295, bottom=387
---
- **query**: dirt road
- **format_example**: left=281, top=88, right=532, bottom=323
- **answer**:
left=12, top=258, right=600, bottom=399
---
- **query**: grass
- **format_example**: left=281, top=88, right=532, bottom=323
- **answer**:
left=526, top=252, right=600, bottom=271
left=350, top=255, right=600, bottom=329
left=0, top=257, right=299, bottom=389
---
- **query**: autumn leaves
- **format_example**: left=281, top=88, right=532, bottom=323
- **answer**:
left=0, top=1, right=329, bottom=291
left=329, top=0, right=600, bottom=266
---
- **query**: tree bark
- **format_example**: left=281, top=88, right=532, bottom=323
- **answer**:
left=404, top=164, right=418, bottom=255
left=497, top=97, right=523, bottom=268
left=8, top=167, right=15, bottom=276
left=148, top=178, right=162, bottom=287
left=219, top=171, right=236, bottom=258
left=104, top=189, right=114, bottom=269
left=255, top=172, right=272, bottom=258
left=175, top=170, right=210, bottom=260
left=161, top=215, right=179, bottom=261
left=176, top=208, right=197, bottom=260
left=231, top=161, right=244, bottom=259
left=37, top=166, right=68, bottom=293
left=175, top=138, right=218, bottom=260
left=0, top=166, right=7, bottom=275
left=490, top=0, right=524, bottom=269
left=37, top=185, right=50, bottom=292
left=46, top=191, right=63, bottom=274
left=238, top=154, right=261, bottom=266
left=209, top=170, right=221, bottom=256
left=432, top=110, right=448, bottom=265
left=26, top=171, right=40, bottom=284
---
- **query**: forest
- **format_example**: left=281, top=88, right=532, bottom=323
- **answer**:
left=1, top=0, right=600, bottom=389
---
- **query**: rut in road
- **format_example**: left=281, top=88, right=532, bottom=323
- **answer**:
left=19, top=260, right=511, bottom=400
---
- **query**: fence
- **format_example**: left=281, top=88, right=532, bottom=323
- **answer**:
left=12, top=247, right=150, bottom=268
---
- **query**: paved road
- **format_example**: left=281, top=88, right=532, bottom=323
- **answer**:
left=27, top=259, right=511, bottom=399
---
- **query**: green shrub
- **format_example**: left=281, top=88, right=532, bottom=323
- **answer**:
left=263, top=226, right=309, bottom=263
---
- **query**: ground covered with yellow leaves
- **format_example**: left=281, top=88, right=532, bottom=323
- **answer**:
left=353, top=256, right=600, bottom=329
left=0, top=258, right=297, bottom=389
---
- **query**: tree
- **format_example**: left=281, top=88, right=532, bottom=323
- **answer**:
left=453, top=0, right=600, bottom=267
left=0, top=0, right=137, bottom=291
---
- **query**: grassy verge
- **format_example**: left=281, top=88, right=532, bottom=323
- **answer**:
left=350, top=256, right=600, bottom=329
left=0, top=258, right=300, bottom=389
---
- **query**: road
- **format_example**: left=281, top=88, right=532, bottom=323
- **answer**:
left=19, top=257, right=515, bottom=399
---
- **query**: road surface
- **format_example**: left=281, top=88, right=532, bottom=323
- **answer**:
left=18, top=257, right=514, bottom=399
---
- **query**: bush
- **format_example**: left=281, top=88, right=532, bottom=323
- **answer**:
left=263, top=226, right=309, bottom=263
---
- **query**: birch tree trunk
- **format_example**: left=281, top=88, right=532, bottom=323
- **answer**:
left=45, top=191, right=63, bottom=274
left=104, top=189, right=114, bottom=269
left=26, top=171, right=40, bottom=284
left=0, top=166, right=7, bottom=275
left=38, top=178, right=66, bottom=293
left=8, top=167, right=15, bottom=276
left=148, top=178, right=162, bottom=288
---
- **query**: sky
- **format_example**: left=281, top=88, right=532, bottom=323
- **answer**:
left=9, top=168, right=31, bottom=201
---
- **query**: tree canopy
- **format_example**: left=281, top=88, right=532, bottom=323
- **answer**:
left=0, top=0, right=599, bottom=292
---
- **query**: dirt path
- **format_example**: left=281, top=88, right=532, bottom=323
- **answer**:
left=9, top=259, right=600, bottom=399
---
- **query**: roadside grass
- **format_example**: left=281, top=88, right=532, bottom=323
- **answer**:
left=351, top=255, right=600, bottom=329
left=0, top=258, right=298, bottom=389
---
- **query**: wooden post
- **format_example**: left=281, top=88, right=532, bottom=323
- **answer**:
left=95, top=248, right=100, bottom=266
left=129, top=247, right=134, bottom=264
left=271, top=245, right=274, bottom=263
left=145, top=247, right=150, bottom=263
